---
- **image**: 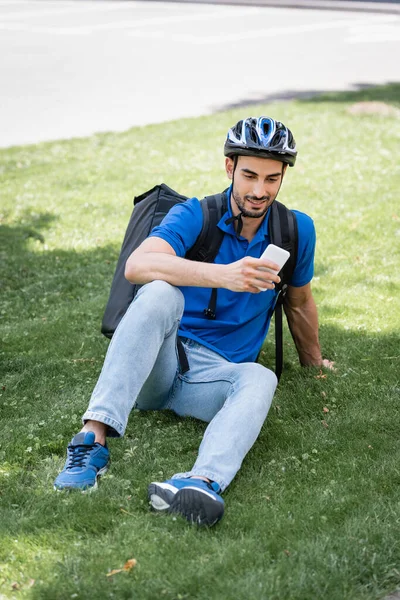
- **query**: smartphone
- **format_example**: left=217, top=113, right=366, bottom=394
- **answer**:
left=256, top=244, right=290, bottom=291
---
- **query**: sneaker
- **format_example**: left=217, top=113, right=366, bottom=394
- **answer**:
left=54, top=431, right=110, bottom=491
left=148, top=479, right=180, bottom=512
left=148, top=478, right=224, bottom=527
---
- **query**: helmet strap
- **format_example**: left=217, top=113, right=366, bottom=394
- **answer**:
left=224, top=212, right=244, bottom=238
left=225, top=155, right=244, bottom=238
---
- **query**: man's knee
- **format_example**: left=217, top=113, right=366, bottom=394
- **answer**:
left=135, top=281, right=184, bottom=319
left=236, top=363, right=278, bottom=404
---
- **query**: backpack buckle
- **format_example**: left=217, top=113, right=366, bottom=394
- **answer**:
left=276, top=284, right=287, bottom=305
left=196, top=248, right=208, bottom=262
left=203, top=308, right=216, bottom=320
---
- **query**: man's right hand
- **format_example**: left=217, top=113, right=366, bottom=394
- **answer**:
left=222, top=256, right=280, bottom=293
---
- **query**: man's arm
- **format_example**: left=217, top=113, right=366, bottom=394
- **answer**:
left=283, top=283, right=334, bottom=369
left=124, top=236, right=280, bottom=293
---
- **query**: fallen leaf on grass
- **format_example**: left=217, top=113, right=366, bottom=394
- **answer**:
left=321, top=420, right=329, bottom=428
left=323, top=407, right=329, bottom=413
left=284, top=549, right=290, bottom=556
left=120, top=507, right=135, bottom=516
left=315, top=370, right=327, bottom=380
left=11, top=582, right=20, bottom=590
left=106, top=570, right=122, bottom=577
left=72, top=358, right=96, bottom=363
left=106, top=558, right=137, bottom=577
left=123, top=559, right=137, bottom=570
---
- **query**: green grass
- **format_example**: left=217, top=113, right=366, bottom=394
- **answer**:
left=1, top=82, right=400, bottom=600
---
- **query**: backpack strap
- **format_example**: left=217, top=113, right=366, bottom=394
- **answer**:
left=268, top=200, right=298, bottom=381
left=186, top=191, right=228, bottom=263
left=185, top=191, right=228, bottom=320
left=269, top=200, right=298, bottom=296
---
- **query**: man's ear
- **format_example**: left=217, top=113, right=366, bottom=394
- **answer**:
left=225, top=157, right=235, bottom=180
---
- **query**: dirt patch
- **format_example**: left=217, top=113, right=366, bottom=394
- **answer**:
left=347, top=101, right=400, bottom=117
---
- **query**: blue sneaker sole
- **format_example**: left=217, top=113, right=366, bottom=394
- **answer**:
left=54, top=464, right=109, bottom=492
left=170, top=487, right=224, bottom=527
left=149, top=485, right=224, bottom=527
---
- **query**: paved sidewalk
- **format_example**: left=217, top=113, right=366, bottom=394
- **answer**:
left=1, top=0, right=399, bottom=147
left=146, top=0, right=400, bottom=14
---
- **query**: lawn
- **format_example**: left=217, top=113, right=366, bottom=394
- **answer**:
left=1, top=83, right=400, bottom=600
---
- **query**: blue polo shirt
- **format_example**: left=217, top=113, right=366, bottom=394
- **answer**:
left=149, top=188, right=316, bottom=364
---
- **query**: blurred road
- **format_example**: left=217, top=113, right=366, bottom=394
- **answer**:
left=0, top=0, right=399, bottom=147
left=155, top=0, right=400, bottom=12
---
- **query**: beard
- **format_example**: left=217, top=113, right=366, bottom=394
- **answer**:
left=232, top=186, right=273, bottom=219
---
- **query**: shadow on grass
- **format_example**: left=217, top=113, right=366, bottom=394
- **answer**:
left=0, top=210, right=118, bottom=315
left=214, top=81, right=400, bottom=112
left=0, top=211, right=57, bottom=250
left=300, top=80, right=400, bottom=105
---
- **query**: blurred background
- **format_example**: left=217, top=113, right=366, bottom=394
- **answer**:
left=1, top=0, right=399, bottom=147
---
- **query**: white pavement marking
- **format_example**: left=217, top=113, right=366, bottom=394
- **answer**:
left=0, top=8, right=394, bottom=38
left=0, top=0, right=32, bottom=5
left=127, top=14, right=398, bottom=44
left=0, top=22, right=86, bottom=34
left=346, top=20, right=400, bottom=43
left=0, top=0, right=183, bottom=20
left=0, top=6, right=266, bottom=35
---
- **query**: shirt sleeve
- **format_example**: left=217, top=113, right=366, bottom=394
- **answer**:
left=289, top=210, right=316, bottom=287
left=148, top=197, right=203, bottom=258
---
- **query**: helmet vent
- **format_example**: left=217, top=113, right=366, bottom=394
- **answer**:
left=262, top=121, right=272, bottom=136
left=233, top=120, right=243, bottom=137
left=271, top=131, right=284, bottom=147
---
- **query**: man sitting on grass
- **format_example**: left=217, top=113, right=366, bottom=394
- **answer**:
left=54, top=116, right=333, bottom=527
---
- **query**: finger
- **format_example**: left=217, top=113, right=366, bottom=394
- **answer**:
left=257, top=266, right=281, bottom=279
left=254, top=271, right=280, bottom=285
left=253, top=279, right=278, bottom=291
left=322, top=359, right=336, bottom=371
left=256, top=283, right=275, bottom=291
left=258, top=260, right=280, bottom=272
left=248, top=283, right=264, bottom=294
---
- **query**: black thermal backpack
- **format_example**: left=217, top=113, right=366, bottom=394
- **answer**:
left=101, top=183, right=298, bottom=381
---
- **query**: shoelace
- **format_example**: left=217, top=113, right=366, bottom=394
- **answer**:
left=66, top=444, right=94, bottom=469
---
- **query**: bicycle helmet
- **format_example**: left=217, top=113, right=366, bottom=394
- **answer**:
left=224, top=117, right=297, bottom=167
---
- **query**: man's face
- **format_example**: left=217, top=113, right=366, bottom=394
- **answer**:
left=225, top=155, right=287, bottom=220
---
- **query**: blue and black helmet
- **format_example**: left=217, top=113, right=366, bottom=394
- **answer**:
left=224, top=117, right=297, bottom=167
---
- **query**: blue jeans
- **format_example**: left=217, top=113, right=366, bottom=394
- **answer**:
left=83, top=281, right=277, bottom=491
